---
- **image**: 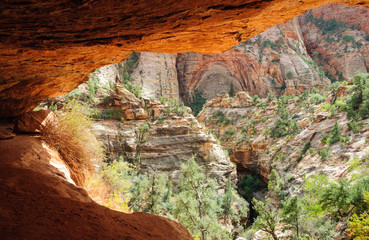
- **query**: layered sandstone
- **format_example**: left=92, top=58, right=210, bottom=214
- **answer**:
left=90, top=82, right=236, bottom=187
left=198, top=90, right=369, bottom=190
left=177, top=17, right=328, bottom=101
left=1, top=0, right=368, bottom=117
left=131, top=53, right=180, bottom=100
left=300, top=4, right=369, bottom=81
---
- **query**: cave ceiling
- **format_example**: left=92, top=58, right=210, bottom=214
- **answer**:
left=0, top=0, right=368, bottom=117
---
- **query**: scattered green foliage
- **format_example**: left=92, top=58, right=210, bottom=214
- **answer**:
left=174, top=155, right=230, bottom=240
left=270, top=102, right=300, bottom=139
left=346, top=73, right=369, bottom=120
left=241, top=175, right=266, bottom=201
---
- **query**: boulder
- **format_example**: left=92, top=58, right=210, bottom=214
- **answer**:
left=14, top=110, right=56, bottom=133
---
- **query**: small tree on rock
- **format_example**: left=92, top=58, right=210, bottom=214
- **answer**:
left=174, top=155, right=229, bottom=240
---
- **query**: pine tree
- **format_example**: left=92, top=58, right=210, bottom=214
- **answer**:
left=329, top=122, right=341, bottom=145
left=252, top=198, right=280, bottom=240
left=222, top=178, right=235, bottom=218
left=129, top=174, right=150, bottom=212
left=229, top=82, right=235, bottom=97
left=281, top=196, right=302, bottom=237
left=174, top=155, right=229, bottom=240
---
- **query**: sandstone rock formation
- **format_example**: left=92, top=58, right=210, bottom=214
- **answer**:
left=177, top=3, right=368, bottom=101
left=14, top=109, right=56, bottom=133
left=102, top=4, right=368, bottom=105
left=131, top=53, right=180, bottom=100
left=0, top=122, right=191, bottom=240
left=300, top=4, right=369, bottom=82
left=197, top=90, right=369, bottom=192
left=177, top=16, right=328, bottom=101
left=1, top=0, right=368, bottom=118
left=91, top=82, right=236, bottom=187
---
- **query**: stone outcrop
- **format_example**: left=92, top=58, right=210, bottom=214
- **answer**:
left=14, top=109, right=56, bottom=133
left=1, top=0, right=368, bottom=118
left=0, top=122, right=191, bottom=240
left=197, top=89, right=369, bottom=192
left=177, top=4, right=369, bottom=101
left=300, top=4, right=369, bottom=82
left=177, top=16, right=328, bottom=101
left=131, top=53, right=180, bottom=100
left=92, top=84, right=236, bottom=187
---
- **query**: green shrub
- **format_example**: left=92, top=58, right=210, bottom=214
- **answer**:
left=342, top=35, right=355, bottom=43
left=229, top=82, right=235, bottom=97
left=241, top=175, right=266, bottom=201
left=223, top=129, right=236, bottom=141
left=123, top=78, right=142, bottom=99
left=270, top=104, right=300, bottom=138
left=346, top=73, right=369, bottom=120
left=251, top=95, right=260, bottom=105
left=210, top=111, right=234, bottom=125
left=286, top=71, right=294, bottom=79
left=309, top=93, right=325, bottom=104
left=318, top=148, right=330, bottom=161
left=267, top=93, right=276, bottom=101
left=347, top=121, right=361, bottom=133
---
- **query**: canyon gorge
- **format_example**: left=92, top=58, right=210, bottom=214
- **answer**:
left=1, top=1, right=369, bottom=240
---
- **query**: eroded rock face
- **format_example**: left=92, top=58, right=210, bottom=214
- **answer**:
left=300, top=4, right=369, bottom=81
left=14, top=109, right=56, bottom=133
left=177, top=4, right=368, bottom=101
left=131, top=53, right=180, bottom=100
left=0, top=0, right=368, bottom=118
left=197, top=90, right=369, bottom=191
left=91, top=85, right=236, bottom=187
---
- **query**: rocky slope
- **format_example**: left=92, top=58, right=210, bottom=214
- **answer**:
left=0, top=121, right=191, bottom=240
left=300, top=4, right=369, bottom=82
left=89, top=82, right=236, bottom=187
left=197, top=87, right=369, bottom=194
left=177, top=16, right=328, bottom=101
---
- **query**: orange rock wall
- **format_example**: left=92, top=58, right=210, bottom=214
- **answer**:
left=0, top=0, right=368, bottom=117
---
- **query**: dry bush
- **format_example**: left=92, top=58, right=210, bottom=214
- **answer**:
left=41, top=99, right=104, bottom=185
left=84, top=172, right=131, bottom=213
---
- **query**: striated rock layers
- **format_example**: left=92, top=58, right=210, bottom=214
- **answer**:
left=177, top=3, right=368, bottom=101
left=0, top=123, right=192, bottom=240
left=1, top=0, right=368, bottom=118
left=92, top=83, right=236, bottom=187
left=177, top=16, right=328, bottom=101
left=116, top=4, right=368, bottom=104
left=197, top=90, right=369, bottom=191
left=130, top=53, right=180, bottom=100
left=300, top=4, right=369, bottom=82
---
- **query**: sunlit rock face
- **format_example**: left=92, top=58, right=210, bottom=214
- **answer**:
left=0, top=122, right=192, bottom=240
left=300, top=4, right=369, bottom=82
left=0, top=0, right=368, bottom=118
left=130, top=53, right=180, bottom=100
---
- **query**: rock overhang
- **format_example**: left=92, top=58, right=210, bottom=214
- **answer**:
left=0, top=0, right=368, bottom=118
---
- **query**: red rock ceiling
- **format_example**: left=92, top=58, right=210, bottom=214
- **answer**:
left=0, top=0, right=368, bottom=117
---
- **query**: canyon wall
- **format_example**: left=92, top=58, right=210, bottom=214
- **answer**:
left=120, top=4, right=368, bottom=103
